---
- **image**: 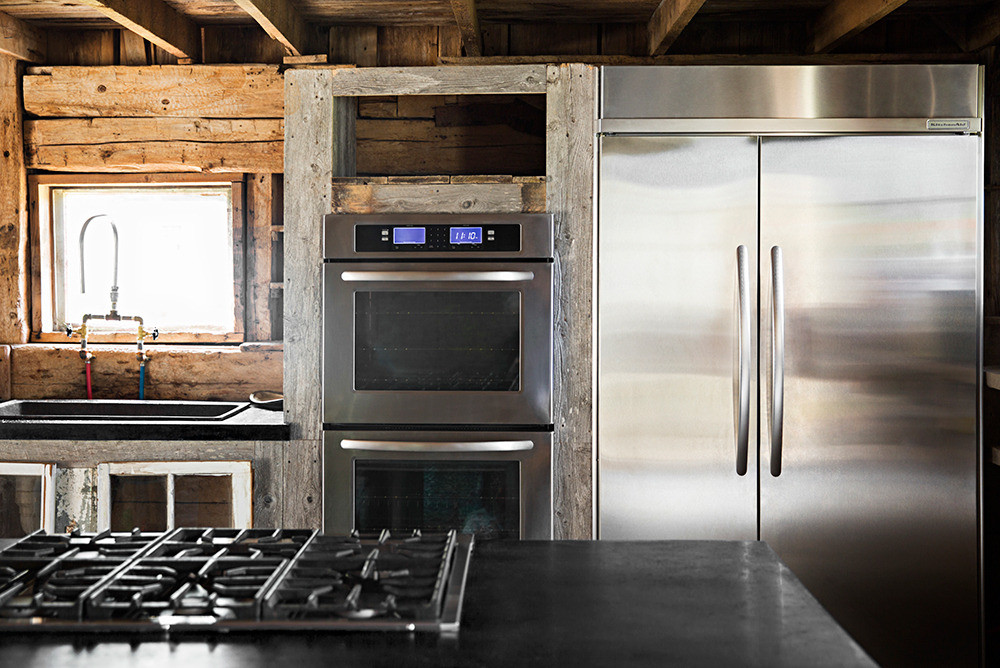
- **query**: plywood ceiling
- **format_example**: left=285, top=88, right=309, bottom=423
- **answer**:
left=0, top=0, right=994, bottom=28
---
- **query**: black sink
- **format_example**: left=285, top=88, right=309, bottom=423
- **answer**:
left=0, top=399, right=249, bottom=421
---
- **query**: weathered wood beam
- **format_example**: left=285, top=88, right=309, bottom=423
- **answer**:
left=245, top=174, right=275, bottom=341
left=0, top=10, right=45, bottom=62
left=332, top=182, right=545, bottom=214
left=23, top=66, right=284, bottom=118
left=232, top=0, right=313, bottom=57
left=546, top=64, right=598, bottom=539
left=966, top=1, right=1000, bottom=52
left=449, top=0, right=483, bottom=57
left=811, top=0, right=910, bottom=54
left=75, top=0, right=200, bottom=60
left=328, top=65, right=546, bottom=95
left=0, top=55, right=28, bottom=345
left=648, top=0, right=707, bottom=56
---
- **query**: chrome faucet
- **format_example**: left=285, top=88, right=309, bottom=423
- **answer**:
left=79, top=214, right=119, bottom=315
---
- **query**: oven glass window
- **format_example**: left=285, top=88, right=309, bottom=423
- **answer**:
left=355, top=461, right=519, bottom=540
left=355, top=291, right=520, bottom=391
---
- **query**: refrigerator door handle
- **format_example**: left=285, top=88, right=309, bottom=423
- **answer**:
left=734, top=245, right=750, bottom=476
left=769, top=245, right=785, bottom=477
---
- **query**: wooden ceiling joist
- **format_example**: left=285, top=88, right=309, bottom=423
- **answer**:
left=648, top=0, right=708, bottom=56
left=0, top=10, right=45, bottom=62
left=232, top=0, right=313, bottom=57
left=811, top=0, right=910, bottom=54
left=449, top=0, right=483, bottom=57
left=75, top=0, right=200, bottom=60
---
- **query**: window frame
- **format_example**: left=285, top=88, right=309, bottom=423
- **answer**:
left=29, top=173, right=246, bottom=344
left=0, top=462, right=57, bottom=534
left=96, top=460, right=252, bottom=531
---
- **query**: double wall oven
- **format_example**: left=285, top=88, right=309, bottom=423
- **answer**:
left=323, top=213, right=554, bottom=539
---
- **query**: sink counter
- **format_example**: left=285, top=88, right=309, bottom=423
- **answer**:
left=0, top=403, right=289, bottom=440
left=0, top=540, right=875, bottom=667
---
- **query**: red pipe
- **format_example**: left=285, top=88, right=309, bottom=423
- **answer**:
left=85, top=360, right=93, bottom=400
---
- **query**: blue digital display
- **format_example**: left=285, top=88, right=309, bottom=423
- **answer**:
left=393, top=227, right=426, bottom=244
left=450, top=227, right=483, bottom=244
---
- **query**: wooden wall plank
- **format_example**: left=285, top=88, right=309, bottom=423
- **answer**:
left=203, top=26, right=286, bottom=64
left=0, top=344, right=10, bottom=400
left=331, top=182, right=545, bottom=214
left=119, top=30, right=151, bottom=65
left=329, top=26, right=378, bottom=67
left=648, top=0, right=709, bottom=55
left=0, top=55, right=28, bottom=345
left=356, top=117, right=543, bottom=175
left=546, top=63, right=598, bottom=540
left=811, top=0, right=910, bottom=54
left=0, top=439, right=257, bottom=468
left=0, top=9, right=46, bottom=62
left=232, top=0, right=313, bottom=57
left=449, top=0, right=483, bottom=57
left=45, top=30, right=117, bottom=66
left=246, top=174, right=274, bottom=341
left=74, top=0, right=200, bottom=60
left=26, top=141, right=283, bottom=174
left=25, top=118, right=284, bottom=145
left=23, top=65, right=284, bottom=118
left=9, top=344, right=282, bottom=400
left=377, top=25, right=440, bottom=66
left=328, top=65, right=547, bottom=95
left=509, top=23, right=600, bottom=56
left=283, top=68, right=355, bottom=529
left=253, top=440, right=283, bottom=528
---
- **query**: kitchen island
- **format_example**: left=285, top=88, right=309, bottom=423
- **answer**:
left=0, top=539, right=874, bottom=667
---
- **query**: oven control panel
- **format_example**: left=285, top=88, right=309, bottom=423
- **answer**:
left=355, top=224, right=521, bottom=252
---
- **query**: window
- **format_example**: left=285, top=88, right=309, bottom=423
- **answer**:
left=31, top=174, right=245, bottom=343
left=96, top=461, right=252, bottom=531
left=0, top=463, right=56, bottom=537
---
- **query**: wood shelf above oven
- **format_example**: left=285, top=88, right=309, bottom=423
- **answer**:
left=331, top=175, right=546, bottom=214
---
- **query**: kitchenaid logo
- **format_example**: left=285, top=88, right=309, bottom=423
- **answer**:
left=927, top=119, right=972, bottom=131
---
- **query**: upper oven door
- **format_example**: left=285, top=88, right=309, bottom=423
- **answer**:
left=324, top=261, right=552, bottom=426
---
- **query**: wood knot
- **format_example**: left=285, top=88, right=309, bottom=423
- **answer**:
left=97, top=84, right=106, bottom=93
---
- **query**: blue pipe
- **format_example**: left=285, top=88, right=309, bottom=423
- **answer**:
left=139, top=362, right=145, bottom=400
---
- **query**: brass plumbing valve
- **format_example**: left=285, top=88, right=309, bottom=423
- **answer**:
left=64, top=322, right=92, bottom=361
left=136, top=324, right=159, bottom=363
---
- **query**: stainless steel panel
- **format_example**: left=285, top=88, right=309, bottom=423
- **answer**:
left=324, top=213, right=554, bottom=260
left=598, top=135, right=758, bottom=540
left=324, top=430, right=552, bottom=539
left=760, top=135, right=981, bottom=667
left=323, top=261, right=552, bottom=426
left=599, top=117, right=983, bottom=135
left=602, top=65, right=980, bottom=121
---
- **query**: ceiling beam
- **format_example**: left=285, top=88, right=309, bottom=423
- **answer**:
left=0, top=10, right=46, bottom=62
left=965, top=1, right=1000, bottom=52
left=231, top=0, right=312, bottom=57
left=648, top=0, right=708, bottom=56
left=449, top=0, right=483, bottom=57
left=811, top=0, right=909, bottom=54
left=75, top=0, right=200, bottom=60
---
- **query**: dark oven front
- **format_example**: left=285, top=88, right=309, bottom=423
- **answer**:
left=324, top=430, right=552, bottom=540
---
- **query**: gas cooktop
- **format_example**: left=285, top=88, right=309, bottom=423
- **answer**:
left=0, top=527, right=473, bottom=633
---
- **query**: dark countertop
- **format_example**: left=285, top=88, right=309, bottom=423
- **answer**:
left=0, top=540, right=875, bottom=667
left=0, top=405, right=290, bottom=441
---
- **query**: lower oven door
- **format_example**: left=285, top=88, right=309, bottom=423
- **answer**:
left=324, top=430, right=552, bottom=539
left=323, top=261, right=552, bottom=426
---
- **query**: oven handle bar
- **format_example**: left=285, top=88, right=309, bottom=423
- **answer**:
left=340, top=439, right=535, bottom=453
left=340, top=271, right=535, bottom=283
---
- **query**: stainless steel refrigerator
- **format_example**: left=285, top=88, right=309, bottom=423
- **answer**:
left=597, top=65, right=982, bottom=667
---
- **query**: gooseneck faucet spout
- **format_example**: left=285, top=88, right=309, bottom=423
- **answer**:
left=79, top=214, right=119, bottom=314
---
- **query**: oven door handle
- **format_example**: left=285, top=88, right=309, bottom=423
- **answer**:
left=340, top=271, right=535, bottom=283
left=340, top=439, right=535, bottom=453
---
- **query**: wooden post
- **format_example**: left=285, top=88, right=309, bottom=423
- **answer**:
left=246, top=174, right=275, bottom=341
left=546, top=64, right=598, bottom=540
left=283, top=68, right=356, bottom=528
left=0, top=55, right=28, bottom=345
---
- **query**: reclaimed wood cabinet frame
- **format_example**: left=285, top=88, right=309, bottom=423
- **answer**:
left=283, top=64, right=596, bottom=538
left=0, top=461, right=56, bottom=534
